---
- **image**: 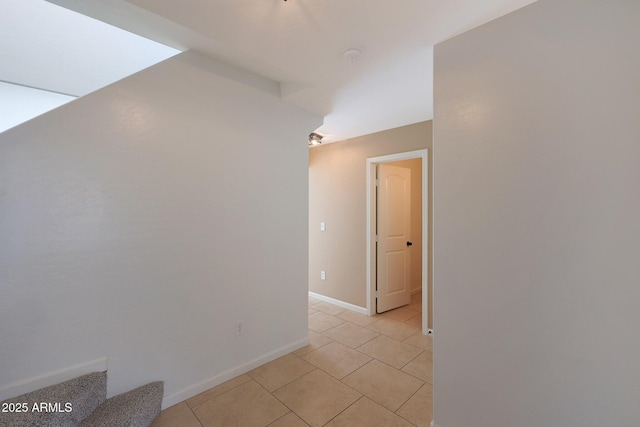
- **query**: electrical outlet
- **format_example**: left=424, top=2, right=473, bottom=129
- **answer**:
left=235, top=321, right=244, bottom=336
left=320, top=271, right=326, bottom=280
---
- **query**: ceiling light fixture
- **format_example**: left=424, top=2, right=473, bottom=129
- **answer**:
left=308, top=132, right=323, bottom=146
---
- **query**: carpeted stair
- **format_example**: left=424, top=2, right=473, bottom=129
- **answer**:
left=0, top=372, right=163, bottom=427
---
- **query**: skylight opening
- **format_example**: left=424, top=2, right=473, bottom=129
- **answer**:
left=0, top=81, right=76, bottom=132
left=0, top=0, right=181, bottom=134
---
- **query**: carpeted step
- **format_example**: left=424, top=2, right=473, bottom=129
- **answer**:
left=0, top=371, right=106, bottom=427
left=79, top=381, right=163, bottom=427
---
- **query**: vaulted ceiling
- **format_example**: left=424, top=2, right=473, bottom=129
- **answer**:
left=20, top=0, right=539, bottom=142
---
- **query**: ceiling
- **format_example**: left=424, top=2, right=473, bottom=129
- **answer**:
left=14, top=0, right=538, bottom=142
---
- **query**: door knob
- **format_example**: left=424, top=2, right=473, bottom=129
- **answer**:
left=406, top=241, right=413, bottom=246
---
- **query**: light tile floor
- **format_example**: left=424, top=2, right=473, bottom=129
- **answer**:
left=152, top=293, right=432, bottom=427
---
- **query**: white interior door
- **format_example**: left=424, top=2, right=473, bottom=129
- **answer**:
left=376, top=164, right=411, bottom=313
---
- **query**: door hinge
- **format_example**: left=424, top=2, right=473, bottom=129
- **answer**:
left=375, top=290, right=379, bottom=298
left=375, top=235, right=379, bottom=243
left=375, top=179, right=379, bottom=187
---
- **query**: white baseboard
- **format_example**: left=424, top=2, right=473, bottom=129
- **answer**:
left=308, top=291, right=368, bottom=315
left=0, top=357, right=108, bottom=401
left=162, top=337, right=309, bottom=409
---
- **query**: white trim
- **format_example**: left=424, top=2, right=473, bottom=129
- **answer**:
left=0, top=357, right=108, bottom=401
left=366, top=149, right=429, bottom=335
left=162, top=337, right=309, bottom=409
left=308, top=291, right=368, bottom=315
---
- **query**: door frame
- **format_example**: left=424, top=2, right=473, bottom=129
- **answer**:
left=366, top=149, right=429, bottom=334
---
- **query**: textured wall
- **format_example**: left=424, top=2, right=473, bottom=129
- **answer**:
left=0, top=51, right=321, bottom=406
left=434, top=0, right=640, bottom=425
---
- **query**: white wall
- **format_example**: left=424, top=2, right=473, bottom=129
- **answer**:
left=434, top=0, right=640, bottom=426
left=0, top=51, right=321, bottom=406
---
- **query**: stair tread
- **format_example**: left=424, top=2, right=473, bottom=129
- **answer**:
left=80, top=381, right=163, bottom=427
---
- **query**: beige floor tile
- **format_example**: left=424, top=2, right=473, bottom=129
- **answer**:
left=408, top=293, right=423, bottom=312
left=409, top=305, right=423, bottom=314
left=376, top=306, right=420, bottom=322
left=404, top=313, right=423, bottom=327
left=294, top=330, right=333, bottom=356
left=302, top=341, right=372, bottom=379
left=401, top=350, right=433, bottom=383
left=403, top=331, right=433, bottom=352
left=343, top=360, right=423, bottom=412
left=309, top=296, right=322, bottom=305
left=357, top=335, right=423, bottom=369
left=397, top=383, right=433, bottom=427
left=366, top=318, right=420, bottom=341
left=312, top=301, right=345, bottom=316
left=151, top=402, right=202, bottom=427
left=193, top=380, right=288, bottom=427
left=159, top=294, right=435, bottom=426
left=273, top=369, right=361, bottom=427
left=336, top=310, right=378, bottom=327
left=324, top=397, right=414, bottom=427
left=248, top=353, right=316, bottom=392
left=186, top=374, right=252, bottom=408
left=159, top=291, right=437, bottom=426
left=308, top=311, right=344, bottom=332
left=322, top=322, right=379, bottom=348
left=268, top=411, right=310, bottom=426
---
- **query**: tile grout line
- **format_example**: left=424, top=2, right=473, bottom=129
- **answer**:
left=320, top=395, right=366, bottom=427
left=251, top=375, right=305, bottom=426
left=252, top=352, right=318, bottom=396
left=320, top=322, right=381, bottom=349
left=299, top=348, right=371, bottom=383
left=399, top=349, right=426, bottom=370
left=186, top=402, right=205, bottom=427
left=393, top=382, right=430, bottom=424
left=265, top=411, right=304, bottom=427
left=295, top=338, right=335, bottom=356
left=394, top=408, right=420, bottom=427
left=186, top=375, right=252, bottom=412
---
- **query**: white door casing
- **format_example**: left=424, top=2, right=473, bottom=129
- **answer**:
left=376, top=164, right=411, bottom=313
left=366, top=149, right=428, bottom=334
